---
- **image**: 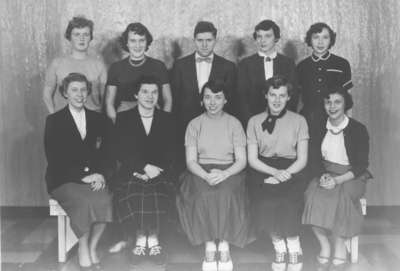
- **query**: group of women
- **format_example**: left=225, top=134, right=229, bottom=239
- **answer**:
left=43, top=16, right=371, bottom=271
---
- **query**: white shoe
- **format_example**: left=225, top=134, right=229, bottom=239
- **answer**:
left=218, top=249, right=233, bottom=271
left=202, top=249, right=218, bottom=271
left=108, top=241, right=127, bottom=253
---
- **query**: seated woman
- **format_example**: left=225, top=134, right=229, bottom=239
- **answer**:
left=44, top=73, right=112, bottom=270
left=302, top=87, right=371, bottom=270
left=247, top=75, right=309, bottom=271
left=176, top=80, right=253, bottom=271
left=112, top=75, right=176, bottom=266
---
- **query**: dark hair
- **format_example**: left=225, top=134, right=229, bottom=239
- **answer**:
left=264, top=75, right=293, bottom=97
left=305, top=22, right=336, bottom=49
left=323, top=86, right=354, bottom=111
left=133, top=75, right=161, bottom=95
left=194, top=21, right=217, bottom=38
left=200, top=79, right=229, bottom=101
left=120, top=22, right=153, bottom=52
left=64, top=16, right=94, bottom=41
left=253, top=19, right=280, bottom=40
left=59, top=73, right=92, bottom=98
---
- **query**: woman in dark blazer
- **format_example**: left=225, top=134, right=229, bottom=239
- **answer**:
left=111, top=75, right=176, bottom=266
left=302, top=86, right=371, bottom=270
left=44, top=73, right=112, bottom=270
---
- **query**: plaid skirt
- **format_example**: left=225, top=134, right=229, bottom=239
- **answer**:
left=113, top=174, right=175, bottom=233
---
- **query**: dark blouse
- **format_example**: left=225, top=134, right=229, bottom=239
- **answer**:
left=106, top=57, right=169, bottom=106
left=312, top=117, right=370, bottom=178
left=297, top=52, right=353, bottom=115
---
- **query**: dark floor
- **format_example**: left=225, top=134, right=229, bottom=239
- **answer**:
left=1, top=207, right=400, bottom=271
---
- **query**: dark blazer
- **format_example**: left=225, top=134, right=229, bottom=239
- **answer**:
left=171, top=53, right=237, bottom=132
left=312, top=117, right=370, bottom=178
left=237, top=53, right=298, bottom=126
left=44, top=107, right=112, bottom=193
left=113, top=107, right=177, bottom=184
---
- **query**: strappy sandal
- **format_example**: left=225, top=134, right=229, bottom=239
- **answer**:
left=148, top=245, right=166, bottom=265
left=218, top=249, right=233, bottom=271
left=329, top=257, right=348, bottom=271
left=130, top=245, right=147, bottom=266
left=316, top=255, right=330, bottom=271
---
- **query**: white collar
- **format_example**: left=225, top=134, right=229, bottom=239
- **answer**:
left=195, top=52, right=214, bottom=61
left=326, top=115, right=349, bottom=133
left=258, top=51, right=277, bottom=60
left=68, top=105, right=85, bottom=117
left=312, top=51, right=331, bottom=62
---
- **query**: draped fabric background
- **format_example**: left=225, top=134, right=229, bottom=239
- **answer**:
left=0, top=0, right=399, bottom=206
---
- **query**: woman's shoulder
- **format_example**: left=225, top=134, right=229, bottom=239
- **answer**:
left=347, top=117, right=368, bottom=133
left=223, top=112, right=242, bottom=125
left=145, top=56, right=167, bottom=68
left=329, top=53, right=350, bottom=64
left=286, top=110, right=307, bottom=122
left=109, top=57, right=128, bottom=69
left=296, top=55, right=312, bottom=67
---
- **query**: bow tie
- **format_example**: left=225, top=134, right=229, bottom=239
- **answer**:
left=265, top=56, right=272, bottom=62
left=196, top=57, right=212, bottom=63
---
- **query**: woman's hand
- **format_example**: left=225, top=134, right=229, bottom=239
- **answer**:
left=144, top=164, right=163, bottom=179
left=273, top=170, right=292, bottom=182
left=264, top=176, right=280, bottom=184
left=319, top=173, right=336, bottom=190
left=206, top=169, right=229, bottom=185
left=82, top=173, right=106, bottom=191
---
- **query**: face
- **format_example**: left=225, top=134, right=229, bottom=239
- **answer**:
left=194, top=32, right=217, bottom=57
left=255, top=29, right=277, bottom=55
left=65, top=81, right=88, bottom=111
left=127, top=31, right=147, bottom=59
left=202, top=88, right=226, bottom=115
left=311, top=28, right=331, bottom=56
left=266, top=86, right=290, bottom=115
left=70, top=27, right=91, bottom=52
left=324, top=93, right=346, bottom=122
left=135, top=83, right=159, bottom=110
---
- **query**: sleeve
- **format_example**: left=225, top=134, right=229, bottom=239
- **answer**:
left=246, top=116, right=258, bottom=145
left=341, top=59, right=353, bottom=91
left=95, top=115, right=116, bottom=182
left=106, top=62, right=119, bottom=86
left=44, top=58, right=58, bottom=89
left=297, top=116, right=310, bottom=142
left=170, top=62, right=182, bottom=116
left=231, top=117, right=246, bottom=147
left=98, top=59, right=108, bottom=85
left=224, top=62, right=238, bottom=117
left=287, top=58, right=300, bottom=112
left=184, top=119, right=198, bottom=147
left=237, top=61, right=251, bottom=126
left=159, top=116, right=178, bottom=175
left=351, top=124, right=370, bottom=177
left=158, top=61, right=169, bottom=85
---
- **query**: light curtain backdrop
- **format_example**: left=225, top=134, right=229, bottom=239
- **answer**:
left=1, top=0, right=399, bottom=206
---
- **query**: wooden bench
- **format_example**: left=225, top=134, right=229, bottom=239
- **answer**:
left=346, top=198, right=367, bottom=263
left=49, top=199, right=78, bottom=262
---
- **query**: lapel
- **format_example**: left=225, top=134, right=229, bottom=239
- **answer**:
left=272, top=54, right=283, bottom=76
left=132, top=107, right=157, bottom=138
left=188, top=53, right=200, bottom=95
left=63, top=106, right=85, bottom=143
left=255, top=54, right=265, bottom=83
left=209, top=54, right=219, bottom=80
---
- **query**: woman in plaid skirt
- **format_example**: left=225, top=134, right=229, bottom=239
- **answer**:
left=111, top=75, right=177, bottom=265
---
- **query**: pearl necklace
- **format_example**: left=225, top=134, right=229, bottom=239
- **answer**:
left=128, top=57, right=146, bottom=67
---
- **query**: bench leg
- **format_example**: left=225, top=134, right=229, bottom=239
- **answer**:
left=351, top=236, right=359, bottom=263
left=57, top=216, right=67, bottom=262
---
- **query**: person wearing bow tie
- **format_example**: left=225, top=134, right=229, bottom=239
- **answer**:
left=171, top=21, right=237, bottom=171
left=237, top=20, right=298, bottom=127
left=247, top=75, right=309, bottom=271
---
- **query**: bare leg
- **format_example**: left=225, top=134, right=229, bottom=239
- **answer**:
left=332, top=236, right=347, bottom=265
left=312, top=226, right=331, bottom=263
left=89, top=223, right=106, bottom=264
left=78, top=232, right=91, bottom=267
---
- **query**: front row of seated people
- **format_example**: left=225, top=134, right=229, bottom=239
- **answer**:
left=44, top=73, right=370, bottom=271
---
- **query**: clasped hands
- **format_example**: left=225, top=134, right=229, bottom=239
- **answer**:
left=81, top=173, right=106, bottom=191
left=319, top=173, right=337, bottom=189
left=204, top=169, right=229, bottom=186
left=133, top=164, right=163, bottom=182
left=264, top=169, right=291, bottom=184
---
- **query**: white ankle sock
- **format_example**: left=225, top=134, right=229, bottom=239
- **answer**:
left=205, top=241, right=217, bottom=252
left=147, top=234, right=159, bottom=247
left=272, top=238, right=287, bottom=253
left=218, top=240, right=230, bottom=252
left=136, top=235, right=146, bottom=247
left=287, top=236, right=302, bottom=254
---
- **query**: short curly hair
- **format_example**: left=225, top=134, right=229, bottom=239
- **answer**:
left=263, top=75, right=294, bottom=97
left=119, top=22, right=153, bottom=52
left=253, top=19, right=280, bottom=40
left=305, top=22, right=336, bottom=49
left=59, top=73, right=92, bottom=98
left=323, top=86, right=354, bottom=111
left=64, top=16, right=94, bottom=41
left=194, top=21, right=217, bottom=38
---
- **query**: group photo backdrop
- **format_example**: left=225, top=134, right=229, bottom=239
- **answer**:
left=1, top=0, right=399, bottom=206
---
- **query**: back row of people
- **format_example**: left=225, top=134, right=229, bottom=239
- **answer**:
left=43, top=16, right=370, bottom=271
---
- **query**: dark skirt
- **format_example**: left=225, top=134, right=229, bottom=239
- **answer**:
left=51, top=182, right=112, bottom=238
left=302, top=161, right=366, bottom=237
left=113, top=173, right=175, bottom=234
left=248, top=157, right=308, bottom=237
left=176, top=164, right=254, bottom=247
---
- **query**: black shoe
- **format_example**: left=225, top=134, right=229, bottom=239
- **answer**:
left=79, top=265, right=93, bottom=271
left=148, top=245, right=166, bottom=265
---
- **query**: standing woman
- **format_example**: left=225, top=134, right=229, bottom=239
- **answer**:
left=177, top=80, right=253, bottom=271
left=302, top=87, right=371, bottom=270
left=43, top=16, right=107, bottom=113
left=247, top=75, right=309, bottom=271
left=44, top=73, right=112, bottom=270
left=111, top=75, right=177, bottom=266
left=105, top=22, right=172, bottom=123
left=297, top=23, right=353, bottom=149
